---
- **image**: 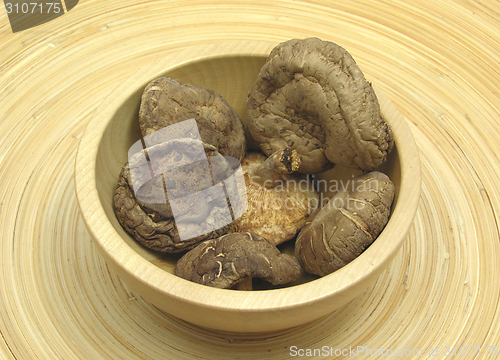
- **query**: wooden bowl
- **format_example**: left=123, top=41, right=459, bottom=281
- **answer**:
left=75, top=41, right=421, bottom=333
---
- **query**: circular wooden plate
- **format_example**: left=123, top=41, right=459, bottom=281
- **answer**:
left=1, top=0, right=499, bottom=358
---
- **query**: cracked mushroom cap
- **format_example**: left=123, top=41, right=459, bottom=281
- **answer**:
left=295, top=171, right=395, bottom=276
left=114, top=138, right=237, bottom=253
left=174, top=232, right=302, bottom=289
left=228, top=149, right=319, bottom=246
left=139, top=77, right=246, bottom=162
left=246, top=37, right=394, bottom=173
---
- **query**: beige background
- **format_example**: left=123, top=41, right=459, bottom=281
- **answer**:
left=1, top=0, right=499, bottom=359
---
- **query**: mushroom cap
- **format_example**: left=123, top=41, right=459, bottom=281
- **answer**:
left=175, top=232, right=302, bottom=288
left=295, top=171, right=395, bottom=276
left=114, top=138, right=236, bottom=253
left=246, top=37, right=394, bottom=173
left=229, top=151, right=319, bottom=246
left=139, top=77, right=246, bottom=162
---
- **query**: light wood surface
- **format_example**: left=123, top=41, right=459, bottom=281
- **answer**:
left=1, top=0, right=499, bottom=358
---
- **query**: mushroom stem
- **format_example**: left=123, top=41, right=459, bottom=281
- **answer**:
left=235, top=276, right=253, bottom=291
left=246, top=148, right=300, bottom=188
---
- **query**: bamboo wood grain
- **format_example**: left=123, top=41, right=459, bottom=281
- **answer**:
left=1, top=0, right=499, bottom=358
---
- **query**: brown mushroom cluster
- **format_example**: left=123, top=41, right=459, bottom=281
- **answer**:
left=113, top=37, right=396, bottom=290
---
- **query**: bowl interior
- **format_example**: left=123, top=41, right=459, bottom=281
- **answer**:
left=95, top=54, right=402, bottom=281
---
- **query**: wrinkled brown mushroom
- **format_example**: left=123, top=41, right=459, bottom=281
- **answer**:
left=295, top=171, right=395, bottom=276
left=228, top=148, right=319, bottom=246
left=114, top=138, right=237, bottom=253
left=246, top=37, right=394, bottom=173
left=139, top=77, right=246, bottom=162
left=175, top=232, right=302, bottom=289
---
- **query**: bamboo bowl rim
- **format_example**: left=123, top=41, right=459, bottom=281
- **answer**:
left=75, top=41, right=421, bottom=313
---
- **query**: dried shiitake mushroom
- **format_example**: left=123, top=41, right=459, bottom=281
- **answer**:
left=175, top=232, right=302, bottom=289
left=246, top=37, right=394, bottom=173
left=295, top=171, right=395, bottom=276
left=139, top=77, right=246, bottom=162
left=228, top=148, right=319, bottom=246
left=114, top=138, right=236, bottom=253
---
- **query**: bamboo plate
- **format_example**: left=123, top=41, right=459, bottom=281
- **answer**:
left=1, top=0, right=500, bottom=358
